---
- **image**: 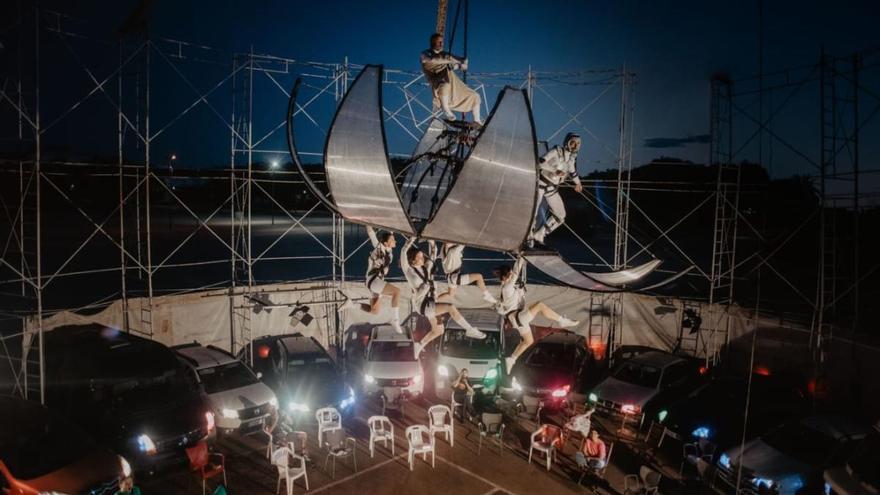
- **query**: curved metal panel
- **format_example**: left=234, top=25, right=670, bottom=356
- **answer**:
left=286, top=78, right=339, bottom=215
left=582, top=259, right=662, bottom=286
left=421, top=88, right=539, bottom=252
left=525, top=252, right=692, bottom=293
left=400, top=118, right=452, bottom=221
left=324, top=65, right=415, bottom=234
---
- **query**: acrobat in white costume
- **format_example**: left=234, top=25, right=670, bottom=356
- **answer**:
left=495, top=256, right=579, bottom=372
left=420, top=33, right=482, bottom=124
left=401, top=238, right=486, bottom=357
left=440, top=242, right=497, bottom=303
left=338, top=226, right=403, bottom=334
left=530, top=133, right=584, bottom=245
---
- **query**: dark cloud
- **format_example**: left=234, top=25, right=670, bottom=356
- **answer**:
left=643, top=134, right=710, bottom=149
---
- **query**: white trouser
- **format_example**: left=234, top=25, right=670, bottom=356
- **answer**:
left=531, top=188, right=566, bottom=242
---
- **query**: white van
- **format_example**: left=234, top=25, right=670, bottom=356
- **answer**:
left=363, top=325, right=424, bottom=398
left=434, top=308, right=504, bottom=399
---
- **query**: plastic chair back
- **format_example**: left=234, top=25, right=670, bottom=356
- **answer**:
left=482, top=413, right=503, bottom=434
left=641, top=466, right=661, bottom=488
left=185, top=441, right=209, bottom=470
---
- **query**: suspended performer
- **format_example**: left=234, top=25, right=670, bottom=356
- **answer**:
left=401, top=237, right=486, bottom=357
left=529, top=133, right=584, bottom=246
left=440, top=243, right=497, bottom=303
left=495, top=256, right=579, bottom=372
left=338, top=226, right=404, bottom=334
left=420, top=33, right=482, bottom=124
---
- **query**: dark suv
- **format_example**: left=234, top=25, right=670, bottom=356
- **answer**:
left=241, top=334, right=354, bottom=419
left=43, top=324, right=215, bottom=471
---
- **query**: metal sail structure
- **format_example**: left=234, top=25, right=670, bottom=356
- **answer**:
left=524, top=251, right=694, bottom=293
left=400, top=118, right=454, bottom=222
left=322, top=65, right=415, bottom=234
left=421, top=88, right=539, bottom=252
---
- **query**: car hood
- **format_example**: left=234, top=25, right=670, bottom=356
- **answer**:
left=726, top=439, right=812, bottom=484
left=109, top=391, right=208, bottom=444
left=23, top=448, right=121, bottom=494
left=592, top=377, right=656, bottom=407
left=365, top=360, right=421, bottom=380
left=282, top=375, right=349, bottom=409
left=516, top=365, right=572, bottom=391
left=439, top=356, right=499, bottom=378
left=208, top=382, right=276, bottom=411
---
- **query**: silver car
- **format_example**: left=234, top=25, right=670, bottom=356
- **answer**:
left=363, top=325, right=424, bottom=397
left=175, top=344, right=277, bottom=435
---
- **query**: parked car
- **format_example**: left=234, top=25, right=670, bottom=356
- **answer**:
left=588, top=350, right=702, bottom=428
left=655, top=373, right=808, bottom=451
left=362, top=324, right=423, bottom=398
left=174, top=343, right=277, bottom=435
left=43, top=324, right=215, bottom=471
left=503, top=331, right=598, bottom=411
left=0, top=396, right=132, bottom=495
left=241, top=333, right=355, bottom=418
left=824, top=421, right=880, bottom=495
left=715, top=415, right=870, bottom=495
left=435, top=309, right=505, bottom=398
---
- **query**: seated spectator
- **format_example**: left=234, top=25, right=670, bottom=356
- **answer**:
left=451, top=368, right=474, bottom=404
left=576, top=429, right=607, bottom=470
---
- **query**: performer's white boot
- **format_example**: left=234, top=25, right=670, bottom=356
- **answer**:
left=441, top=95, right=456, bottom=120
left=391, top=306, right=403, bottom=334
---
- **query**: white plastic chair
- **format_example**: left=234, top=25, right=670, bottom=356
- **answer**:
left=315, top=407, right=342, bottom=446
left=528, top=424, right=562, bottom=471
left=478, top=412, right=506, bottom=455
left=428, top=405, right=454, bottom=447
left=271, top=446, right=309, bottom=495
left=624, top=465, right=661, bottom=494
left=405, top=425, right=435, bottom=471
left=367, top=415, right=395, bottom=458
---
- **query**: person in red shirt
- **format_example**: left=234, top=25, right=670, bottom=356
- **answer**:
left=576, top=429, right=607, bottom=470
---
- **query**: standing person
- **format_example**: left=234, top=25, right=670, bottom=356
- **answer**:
left=440, top=242, right=497, bottom=303
left=576, top=429, right=607, bottom=471
left=338, top=226, right=403, bottom=334
left=401, top=237, right=485, bottom=356
left=529, top=133, right=584, bottom=246
left=495, top=256, right=578, bottom=372
left=420, top=33, right=482, bottom=124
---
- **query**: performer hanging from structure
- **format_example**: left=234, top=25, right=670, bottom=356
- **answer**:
left=338, top=226, right=404, bottom=334
left=401, top=237, right=486, bottom=356
left=420, top=33, right=482, bottom=124
left=495, top=256, right=579, bottom=372
left=439, top=242, right=497, bottom=303
left=529, top=133, right=584, bottom=246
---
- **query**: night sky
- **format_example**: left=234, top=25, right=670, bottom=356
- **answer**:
left=5, top=0, right=879, bottom=180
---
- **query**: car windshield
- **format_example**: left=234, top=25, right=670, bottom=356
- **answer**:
left=0, top=407, right=99, bottom=480
left=761, top=421, right=837, bottom=465
left=287, top=359, right=339, bottom=383
left=198, top=361, right=257, bottom=394
left=524, top=343, right=574, bottom=370
left=441, top=329, right=499, bottom=359
left=110, top=367, right=198, bottom=412
left=613, top=362, right=661, bottom=388
left=369, top=341, right=416, bottom=362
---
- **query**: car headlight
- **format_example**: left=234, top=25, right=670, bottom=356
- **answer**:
left=221, top=408, right=239, bottom=419
left=588, top=392, right=598, bottom=402
left=411, top=374, right=422, bottom=384
left=268, top=397, right=278, bottom=408
left=119, top=456, right=132, bottom=478
left=205, top=411, right=215, bottom=432
left=692, top=426, right=711, bottom=439
left=437, top=365, right=449, bottom=377
left=137, top=434, right=157, bottom=455
left=288, top=402, right=310, bottom=413
left=485, top=368, right=498, bottom=380
left=752, top=477, right=774, bottom=489
left=719, top=453, right=731, bottom=469
left=512, top=377, right=522, bottom=392
left=340, top=387, right=356, bottom=409
left=621, top=404, right=640, bottom=415
left=657, top=410, right=668, bottom=422
left=364, top=374, right=375, bottom=384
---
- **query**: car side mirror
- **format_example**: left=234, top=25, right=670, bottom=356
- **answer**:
left=256, top=372, right=263, bottom=379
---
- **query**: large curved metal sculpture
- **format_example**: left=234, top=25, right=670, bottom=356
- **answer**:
left=421, top=88, right=539, bottom=252
left=323, top=65, right=415, bottom=234
left=524, top=251, right=694, bottom=293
